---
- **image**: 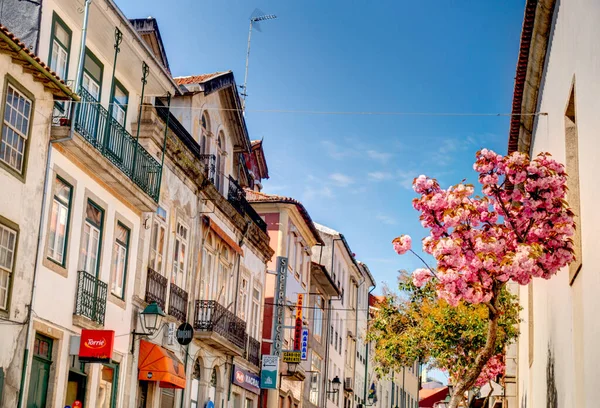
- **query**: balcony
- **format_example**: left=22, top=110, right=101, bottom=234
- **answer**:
left=344, top=377, right=354, bottom=392
left=193, top=300, right=247, bottom=356
left=245, top=336, right=261, bottom=367
left=169, top=282, right=188, bottom=322
left=145, top=267, right=167, bottom=312
left=74, top=270, right=108, bottom=325
left=227, top=176, right=267, bottom=232
left=52, top=87, right=162, bottom=211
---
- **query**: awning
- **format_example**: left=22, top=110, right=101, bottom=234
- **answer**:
left=138, top=340, right=186, bottom=389
left=203, top=216, right=243, bottom=256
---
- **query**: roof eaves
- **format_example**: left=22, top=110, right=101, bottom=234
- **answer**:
left=508, top=0, right=556, bottom=155
left=0, top=25, right=77, bottom=100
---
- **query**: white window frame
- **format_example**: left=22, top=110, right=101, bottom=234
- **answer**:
left=1, top=84, right=32, bottom=174
left=251, top=284, right=261, bottom=339
left=110, top=222, right=129, bottom=298
left=0, top=222, right=17, bottom=310
left=79, top=200, right=103, bottom=275
left=47, top=176, right=72, bottom=265
left=172, top=220, right=189, bottom=288
left=149, top=214, right=167, bottom=275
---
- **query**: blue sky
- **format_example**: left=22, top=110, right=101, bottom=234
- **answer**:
left=120, top=0, right=525, bottom=292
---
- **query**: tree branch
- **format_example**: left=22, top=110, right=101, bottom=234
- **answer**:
left=409, top=249, right=439, bottom=279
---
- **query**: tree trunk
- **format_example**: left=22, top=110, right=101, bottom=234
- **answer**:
left=447, top=296, right=501, bottom=408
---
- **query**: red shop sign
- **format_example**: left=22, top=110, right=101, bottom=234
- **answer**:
left=79, top=329, right=115, bottom=363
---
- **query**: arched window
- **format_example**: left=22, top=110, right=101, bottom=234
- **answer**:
left=201, top=112, right=211, bottom=154
left=191, top=359, right=202, bottom=408
left=215, top=131, right=226, bottom=194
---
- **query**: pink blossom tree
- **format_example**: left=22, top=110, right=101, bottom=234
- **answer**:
left=393, top=149, right=575, bottom=408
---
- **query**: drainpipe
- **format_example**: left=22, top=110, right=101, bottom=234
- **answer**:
left=16, top=2, right=92, bottom=406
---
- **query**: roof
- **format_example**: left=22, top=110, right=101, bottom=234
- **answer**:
left=245, top=190, right=324, bottom=245
left=508, top=0, right=556, bottom=154
left=419, top=387, right=448, bottom=408
left=314, top=222, right=361, bottom=274
left=0, top=24, right=77, bottom=100
left=174, top=71, right=231, bottom=86
left=130, top=17, right=171, bottom=73
left=369, top=294, right=386, bottom=308
left=357, top=260, right=376, bottom=287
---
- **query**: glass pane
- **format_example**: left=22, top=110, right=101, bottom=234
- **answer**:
left=84, top=52, right=102, bottom=82
left=86, top=201, right=102, bottom=227
left=54, top=177, right=71, bottom=203
left=115, top=224, right=129, bottom=244
left=54, top=21, right=70, bottom=46
left=0, top=224, right=16, bottom=271
left=113, top=85, right=128, bottom=106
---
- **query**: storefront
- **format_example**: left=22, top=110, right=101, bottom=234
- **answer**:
left=231, top=364, right=260, bottom=408
left=137, top=340, right=187, bottom=408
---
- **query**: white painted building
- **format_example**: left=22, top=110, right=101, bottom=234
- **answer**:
left=0, top=25, right=76, bottom=407
left=507, top=0, right=600, bottom=407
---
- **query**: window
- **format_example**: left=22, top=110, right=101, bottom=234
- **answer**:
left=201, top=112, right=210, bottom=154
left=79, top=200, right=103, bottom=275
left=0, top=222, right=17, bottom=310
left=202, top=249, right=214, bottom=300
left=1, top=84, right=32, bottom=174
left=215, top=132, right=226, bottom=194
left=309, top=353, right=322, bottom=405
left=48, top=13, right=71, bottom=79
left=110, top=222, right=129, bottom=298
left=330, top=325, right=334, bottom=345
left=47, top=176, right=72, bottom=265
left=251, top=286, right=261, bottom=338
left=172, top=221, right=188, bottom=288
left=82, top=49, right=103, bottom=101
left=313, top=295, right=323, bottom=342
left=239, top=276, right=249, bottom=319
left=149, top=209, right=167, bottom=274
left=110, top=80, right=128, bottom=126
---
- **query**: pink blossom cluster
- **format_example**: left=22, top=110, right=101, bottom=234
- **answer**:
left=393, top=235, right=412, bottom=255
left=399, top=150, right=575, bottom=305
left=474, top=354, right=505, bottom=387
left=412, top=268, right=432, bottom=287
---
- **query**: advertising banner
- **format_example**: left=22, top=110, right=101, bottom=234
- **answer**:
left=260, top=355, right=279, bottom=389
left=232, top=365, right=261, bottom=394
left=78, top=329, right=115, bottom=363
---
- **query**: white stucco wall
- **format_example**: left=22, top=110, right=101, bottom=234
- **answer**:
left=517, top=1, right=600, bottom=407
left=0, top=52, right=57, bottom=408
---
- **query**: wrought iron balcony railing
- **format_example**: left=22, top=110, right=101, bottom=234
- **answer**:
left=194, top=300, right=247, bottom=350
left=246, top=336, right=261, bottom=367
left=74, top=270, right=108, bottom=325
left=169, top=282, right=188, bottom=322
left=227, top=176, right=267, bottom=232
left=74, top=87, right=162, bottom=201
left=145, top=267, right=167, bottom=312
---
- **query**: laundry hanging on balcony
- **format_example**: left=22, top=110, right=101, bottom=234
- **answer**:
left=138, top=340, right=186, bottom=389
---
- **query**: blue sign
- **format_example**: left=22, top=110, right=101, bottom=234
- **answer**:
left=301, top=327, right=309, bottom=360
left=232, top=364, right=261, bottom=395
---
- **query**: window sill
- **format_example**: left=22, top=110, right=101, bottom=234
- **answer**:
left=109, top=293, right=126, bottom=310
left=43, top=257, right=68, bottom=278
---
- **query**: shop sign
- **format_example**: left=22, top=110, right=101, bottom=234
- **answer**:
left=78, top=329, right=114, bottom=363
left=300, top=327, right=309, bottom=360
left=176, top=323, right=194, bottom=345
left=260, top=355, right=279, bottom=389
left=272, top=257, right=288, bottom=357
left=232, top=364, right=261, bottom=394
left=282, top=350, right=301, bottom=363
left=293, top=294, right=304, bottom=350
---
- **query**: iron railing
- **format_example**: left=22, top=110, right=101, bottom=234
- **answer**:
left=73, top=87, right=162, bottom=201
left=74, top=270, right=108, bottom=325
left=145, top=267, right=167, bottom=312
left=194, top=300, right=247, bottom=350
left=227, top=176, right=267, bottom=232
left=246, top=336, right=261, bottom=367
left=169, top=282, right=188, bottom=322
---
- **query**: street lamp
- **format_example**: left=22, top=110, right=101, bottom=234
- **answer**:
left=131, top=302, right=166, bottom=353
left=140, top=302, right=166, bottom=334
left=326, top=376, right=342, bottom=394
left=287, top=362, right=298, bottom=375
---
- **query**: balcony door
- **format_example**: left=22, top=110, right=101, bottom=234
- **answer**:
left=80, top=49, right=104, bottom=143
left=79, top=200, right=104, bottom=277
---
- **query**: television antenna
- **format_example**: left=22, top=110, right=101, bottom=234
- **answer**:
left=241, top=9, right=277, bottom=113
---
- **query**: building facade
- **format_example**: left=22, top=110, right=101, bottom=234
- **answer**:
left=0, top=24, right=76, bottom=407
left=507, top=0, right=600, bottom=407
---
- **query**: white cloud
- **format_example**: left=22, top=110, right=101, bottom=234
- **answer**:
left=367, top=150, right=392, bottom=163
left=329, top=173, right=354, bottom=187
left=368, top=171, right=393, bottom=181
left=376, top=214, right=397, bottom=225
left=321, top=140, right=354, bottom=160
left=397, top=170, right=417, bottom=190
left=303, top=185, right=334, bottom=201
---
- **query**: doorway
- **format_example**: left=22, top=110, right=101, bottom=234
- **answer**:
left=27, top=334, right=53, bottom=408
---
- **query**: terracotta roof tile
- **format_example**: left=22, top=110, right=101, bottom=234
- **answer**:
left=174, top=71, right=231, bottom=85
left=245, top=190, right=324, bottom=245
left=0, top=24, right=72, bottom=92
